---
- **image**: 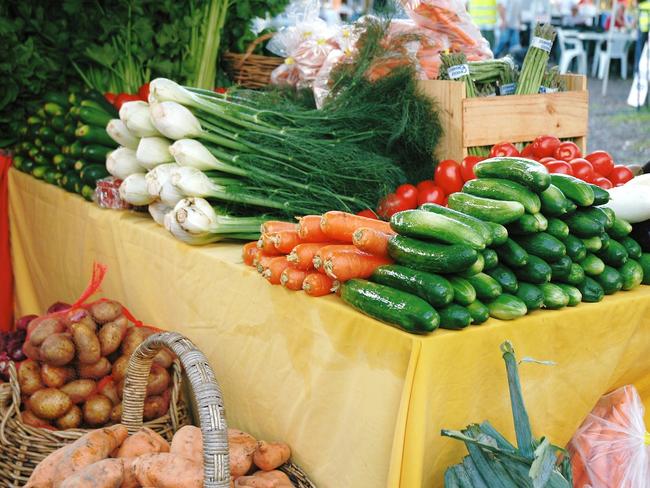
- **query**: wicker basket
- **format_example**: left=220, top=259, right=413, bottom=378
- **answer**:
left=123, top=331, right=316, bottom=488
left=0, top=360, right=189, bottom=488
left=222, top=33, right=283, bottom=89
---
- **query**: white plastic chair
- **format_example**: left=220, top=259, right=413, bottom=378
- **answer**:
left=597, top=39, right=631, bottom=80
left=557, top=29, right=588, bottom=75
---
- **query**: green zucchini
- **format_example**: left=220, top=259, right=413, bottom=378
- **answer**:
left=31, top=165, right=49, bottom=179
left=81, top=184, right=95, bottom=201
left=473, top=157, right=550, bottom=193
left=581, top=236, right=602, bottom=252
left=618, top=236, right=642, bottom=260
left=438, top=304, right=473, bottom=330
left=595, top=266, right=623, bottom=294
left=482, top=249, right=499, bottom=270
left=42, top=169, right=61, bottom=186
left=560, top=234, right=588, bottom=262
left=44, top=91, right=69, bottom=107
left=12, top=156, right=24, bottom=171
left=62, top=173, right=82, bottom=193
left=550, top=255, right=573, bottom=281
left=447, top=193, right=524, bottom=225
left=487, top=294, right=528, bottom=320
left=539, top=184, right=569, bottom=217
left=449, top=276, right=477, bottom=306
left=466, top=273, right=502, bottom=301
left=20, top=160, right=35, bottom=173
left=82, top=144, right=112, bottom=163
left=515, top=283, right=544, bottom=310
left=33, top=153, right=49, bottom=166
left=495, top=238, right=528, bottom=268
left=64, top=123, right=77, bottom=138
left=486, top=264, right=518, bottom=293
left=43, top=102, right=64, bottom=117
left=78, top=107, right=112, bottom=127
left=36, top=107, right=46, bottom=119
left=546, top=218, right=570, bottom=240
left=371, top=265, right=454, bottom=307
left=549, top=174, right=595, bottom=206
left=555, top=284, right=582, bottom=306
left=80, top=164, right=109, bottom=185
left=513, top=255, right=552, bottom=284
left=73, top=160, right=88, bottom=172
left=53, top=134, right=69, bottom=147
left=597, top=239, right=628, bottom=267
left=391, top=210, right=486, bottom=249
left=459, top=253, right=485, bottom=277
left=27, top=115, right=42, bottom=126
left=41, top=144, right=58, bottom=157
left=420, top=203, right=493, bottom=245
left=563, top=213, right=604, bottom=238
left=484, top=222, right=509, bottom=245
left=580, top=207, right=613, bottom=229
left=639, top=254, right=650, bottom=285
left=340, top=279, right=440, bottom=333
left=619, top=259, right=644, bottom=290
left=508, top=214, right=542, bottom=235
left=462, top=178, right=541, bottom=213
left=579, top=253, right=605, bottom=276
left=539, top=283, right=569, bottom=309
left=81, top=90, right=119, bottom=115
left=38, top=126, right=56, bottom=141
left=50, top=116, right=65, bottom=132
left=68, top=141, right=84, bottom=158
left=33, top=138, right=43, bottom=148
left=588, top=183, right=611, bottom=205
left=576, top=276, right=605, bottom=302
left=466, top=300, right=490, bottom=325
left=515, top=232, right=567, bottom=263
left=75, top=124, right=115, bottom=147
left=609, top=217, right=633, bottom=238
left=387, top=235, right=479, bottom=274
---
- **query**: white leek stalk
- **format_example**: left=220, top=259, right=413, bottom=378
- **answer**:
left=119, top=174, right=156, bottom=206
left=148, top=202, right=173, bottom=226
left=173, top=198, right=266, bottom=236
left=149, top=101, right=203, bottom=140
left=149, top=78, right=198, bottom=106
left=106, top=119, right=140, bottom=150
left=163, top=211, right=221, bottom=245
left=170, top=139, right=222, bottom=171
left=171, top=167, right=223, bottom=197
left=145, top=163, right=180, bottom=197
left=106, top=147, right=146, bottom=180
left=122, top=101, right=161, bottom=138
left=136, top=137, right=173, bottom=170
left=159, top=179, right=186, bottom=207
left=119, top=101, right=148, bottom=124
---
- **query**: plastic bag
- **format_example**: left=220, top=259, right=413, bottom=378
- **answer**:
left=568, top=385, right=650, bottom=488
left=95, top=176, right=130, bottom=209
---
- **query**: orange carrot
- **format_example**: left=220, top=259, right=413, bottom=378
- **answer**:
left=352, top=227, right=393, bottom=258
left=257, top=234, right=282, bottom=256
left=260, top=221, right=296, bottom=234
left=320, top=211, right=392, bottom=242
left=270, top=229, right=302, bottom=254
left=287, top=243, right=331, bottom=271
left=242, top=242, right=259, bottom=266
left=302, top=273, right=338, bottom=297
left=280, top=268, right=307, bottom=291
left=313, top=244, right=358, bottom=270
left=256, top=254, right=276, bottom=274
left=323, top=251, right=393, bottom=281
left=297, top=215, right=330, bottom=242
left=262, top=257, right=290, bottom=284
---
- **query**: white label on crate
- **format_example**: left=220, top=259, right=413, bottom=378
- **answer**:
left=500, top=83, right=516, bottom=95
left=539, top=86, right=559, bottom=94
left=448, top=64, right=470, bottom=79
left=531, top=36, right=553, bottom=53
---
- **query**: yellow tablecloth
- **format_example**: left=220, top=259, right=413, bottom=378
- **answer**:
left=9, top=169, right=650, bottom=488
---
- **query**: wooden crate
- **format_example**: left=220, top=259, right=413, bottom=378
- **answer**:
left=418, top=75, right=588, bottom=161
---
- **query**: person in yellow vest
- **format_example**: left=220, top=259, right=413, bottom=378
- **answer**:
left=635, top=0, right=650, bottom=73
left=468, top=0, right=498, bottom=48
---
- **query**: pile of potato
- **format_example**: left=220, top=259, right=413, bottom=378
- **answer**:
left=18, top=300, right=174, bottom=430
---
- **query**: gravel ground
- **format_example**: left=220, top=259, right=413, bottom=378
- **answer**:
left=587, top=77, right=650, bottom=166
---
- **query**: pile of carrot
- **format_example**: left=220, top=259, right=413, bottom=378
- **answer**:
left=242, top=211, right=396, bottom=297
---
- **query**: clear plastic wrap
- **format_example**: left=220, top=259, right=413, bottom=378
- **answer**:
left=568, top=385, right=650, bottom=488
left=95, top=177, right=130, bottom=210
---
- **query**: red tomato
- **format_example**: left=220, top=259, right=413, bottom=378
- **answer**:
left=416, top=179, right=436, bottom=193
left=138, top=83, right=150, bottom=101
left=554, top=141, right=582, bottom=162
left=489, top=142, right=520, bottom=157
left=460, top=156, right=483, bottom=181
left=104, top=92, right=117, bottom=104
left=114, top=93, right=141, bottom=110
left=545, top=160, right=573, bottom=175
left=395, top=184, right=418, bottom=209
left=377, top=193, right=412, bottom=219
left=539, top=157, right=556, bottom=164
left=520, top=143, right=536, bottom=159
left=608, top=165, right=634, bottom=186
left=585, top=150, right=614, bottom=177
left=570, top=158, right=595, bottom=182
left=416, top=183, right=445, bottom=206
left=356, top=209, right=379, bottom=219
left=215, top=87, right=228, bottom=94
left=593, top=176, right=613, bottom=189
left=532, top=135, right=561, bottom=158
left=434, top=160, right=463, bottom=195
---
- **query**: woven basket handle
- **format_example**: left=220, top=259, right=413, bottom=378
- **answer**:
left=236, top=32, right=276, bottom=68
left=122, top=331, right=230, bottom=487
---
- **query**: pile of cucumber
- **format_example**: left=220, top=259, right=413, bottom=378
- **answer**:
left=12, top=90, right=114, bottom=200
left=341, top=157, right=650, bottom=334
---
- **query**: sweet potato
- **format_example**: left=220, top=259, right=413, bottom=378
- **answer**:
left=30, top=388, right=73, bottom=420
left=22, top=409, right=53, bottom=429
left=98, top=317, right=129, bottom=357
left=133, top=453, right=202, bottom=488
left=42, top=365, right=76, bottom=388
left=112, top=356, right=130, bottom=383
left=120, top=457, right=139, bottom=488
left=146, top=365, right=170, bottom=396
left=228, top=429, right=258, bottom=478
left=121, top=327, right=154, bottom=359
left=71, top=323, right=102, bottom=365
left=88, top=300, right=123, bottom=324
left=29, top=316, right=66, bottom=347
left=98, top=378, right=120, bottom=405
left=171, top=425, right=203, bottom=460
left=153, top=348, right=174, bottom=369
left=41, top=333, right=76, bottom=367
left=79, top=358, right=112, bottom=380
left=83, top=394, right=113, bottom=426
left=59, top=458, right=124, bottom=488
left=110, top=402, right=123, bottom=424
left=234, top=471, right=293, bottom=488
left=143, top=394, right=168, bottom=421
left=117, top=427, right=170, bottom=458
left=253, top=442, right=291, bottom=472
left=23, top=339, right=43, bottom=361
left=61, top=379, right=97, bottom=404
left=56, top=405, right=83, bottom=430
left=18, top=359, right=44, bottom=395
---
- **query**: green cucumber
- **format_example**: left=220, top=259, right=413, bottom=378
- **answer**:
left=618, top=236, right=642, bottom=260
left=513, top=255, right=552, bottom=284
left=589, top=183, right=611, bottom=205
left=388, top=235, right=479, bottom=274
left=371, top=265, right=454, bottom=307
left=546, top=218, right=570, bottom=240
left=75, top=124, right=115, bottom=147
left=391, top=210, right=486, bottom=249
left=438, top=304, right=473, bottom=330
left=639, top=254, right=650, bottom=284
left=579, top=253, right=605, bottom=276
left=581, top=236, right=602, bottom=252
left=495, top=239, right=528, bottom=268
left=555, top=284, right=582, bottom=306
left=508, top=214, right=543, bottom=235
left=539, top=283, right=569, bottom=309
left=564, top=263, right=586, bottom=286
left=600, top=207, right=616, bottom=224
left=420, top=203, right=494, bottom=245
left=550, top=255, right=573, bottom=281
left=462, top=178, right=541, bottom=213
left=560, top=234, right=587, bottom=262
left=619, top=259, right=643, bottom=290
left=549, top=174, right=595, bottom=206
left=459, top=253, right=485, bottom=277
left=580, top=207, right=613, bottom=229
left=515, top=283, right=544, bottom=310
left=532, top=213, right=548, bottom=231
left=564, top=200, right=578, bottom=214
left=563, top=213, right=604, bottom=238
left=487, top=294, right=528, bottom=320
left=80, top=164, right=109, bottom=185
left=78, top=107, right=112, bottom=127
left=539, top=184, right=569, bottom=217
left=600, top=232, right=611, bottom=250
left=484, top=222, right=509, bottom=245
left=340, top=279, right=439, bottom=333
left=466, top=300, right=490, bottom=325
left=449, top=276, right=477, bottom=306
left=81, top=144, right=112, bottom=163
left=597, top=239, right=628, bottom=267
left=577, top=276, right=605, bottom=302
left=482, top=249, right=499, bottom=270
left=595, top=266, right=623, bottom=294
left=486, top=264, right=518, bottom=293
left=515, top=232, right=566, bottom=263
left=466, top=273, right=502, bottom=301
left=447, top=193, right=524, bottom=225
left=609, top=217, right=633, bottom=238
left=473, top=157, right=550, bottom=193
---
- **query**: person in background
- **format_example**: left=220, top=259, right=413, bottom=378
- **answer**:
left=494, top=0, right=523, bottom=57
left=636, top=0, right=650, bottom=73
left=468, top=0, right=498, bottom=48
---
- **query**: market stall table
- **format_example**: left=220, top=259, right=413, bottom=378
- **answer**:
left=9, top=169, right=650, bottom=488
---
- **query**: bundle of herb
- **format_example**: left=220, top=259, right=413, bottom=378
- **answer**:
left=515, top=24, right=557, bottom=95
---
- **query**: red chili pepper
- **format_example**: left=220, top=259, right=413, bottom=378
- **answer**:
left=532, top=135, right=561, bottom=159
left=416, top=181, right=445, bottom=206
left=554, top=141, right=582, bottom=162
left=104, top=92, right=117, bottom=104
left=434, top=159, right=463, bottom=195
left=545, top=160, right=573, bottom=175
left=215, top=87, right=228, bottom=94
left=608, top=165, right=634, bottom=186
left=356, top=209, right=379, bottom=219
left=114, top=93, right=142, bottom=110
left=585, top=150, right=614, bottom=177
left=593, top=176, right=613, bottom=189
left=460, top=156, right=484, bottom=181
left=489, top=142, right=520, bottom=157
left=520, top=143, right=536, bottom=159
left=570, top=158, right=595, bottom=182
left=137, top=83, right=150, bottom=101
left=395, top=184, right=418, bottom=209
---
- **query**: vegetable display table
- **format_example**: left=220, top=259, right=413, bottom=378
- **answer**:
left=9, top=168, right=650, bottom=488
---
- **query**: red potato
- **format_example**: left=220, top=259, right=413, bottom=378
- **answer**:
left=228, top=429, right=258, bottom=479
left=29, top=388, right=73, bottom=420
left=133, top=453, right=202, bottom=488
left=83, top=394, right=113, bottom=426
left=116, top=428, right=170, bottom=458
left=41, top=333, right=76, bottom=367
left=253, top=441, right=291, bottom=472
left=56, top=405, right=83, bottom=430
left=70, top=323, right=101, bottom=365
left=88, top=300, right=123, bottom=324
left=61, top=379, right=98, bottom=404
left=98, top=317, right=129, bottom=356
left=18, top=359, right=44, bottom=395
left=41, top=365, right=76, bottom=388
left=29, top=317, right=66, bottom=347
left=234, top=470, right=293, bottom=488
left=111, top=356, right=130, bottom=382
left=59, top=458, right=124, bottom=488
left=171, top=425, right=203, bottom=460
left=79, top=357, right=112, bottom=380
left=146, top=365, right=170, bottom=396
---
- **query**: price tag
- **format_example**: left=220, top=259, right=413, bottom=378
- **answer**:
left=500, top=83, right=516, bottom=95
left=448, top=64, right=470, bottom=79
left=531, top=36, right=553, bottom=53
left=539, top=86, right=559, bottom=94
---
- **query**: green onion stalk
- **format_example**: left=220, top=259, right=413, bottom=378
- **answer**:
left=515, top=24, right=557, bottom=95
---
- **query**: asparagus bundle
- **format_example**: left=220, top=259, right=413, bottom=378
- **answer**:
left=515, top=24, right=557, bottom=95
